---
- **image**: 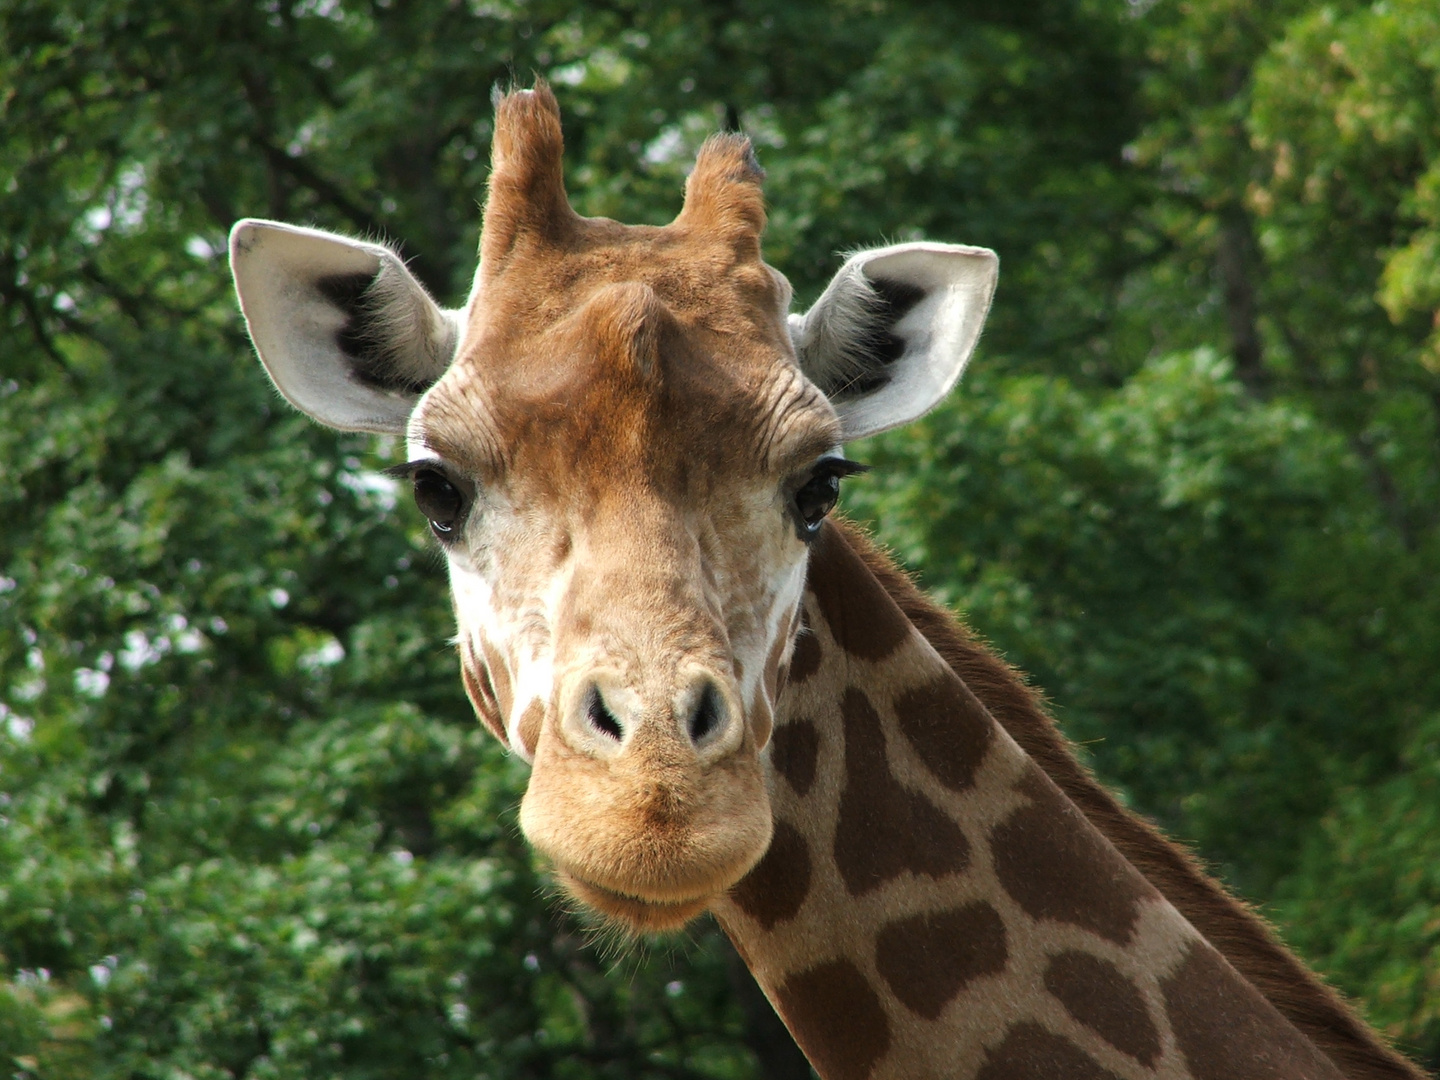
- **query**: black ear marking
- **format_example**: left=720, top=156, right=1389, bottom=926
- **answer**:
left=315, top=271, right=374, bottom=309
left=870, top=276, right=925, bottom=316
left=832, top=276, right=926, bottom=400
left=316, top=271, right=375, bottom=367
left=315, top=272, right=434, bottom=395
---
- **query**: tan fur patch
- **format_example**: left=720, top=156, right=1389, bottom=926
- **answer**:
left=516, top=699, right=544, bottom=758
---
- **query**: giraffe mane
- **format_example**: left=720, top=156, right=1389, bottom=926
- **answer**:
left=834, top=517, right=1423, bottom=1080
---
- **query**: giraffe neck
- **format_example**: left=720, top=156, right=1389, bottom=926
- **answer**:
left=710, top=522, right=1342, bottom=1080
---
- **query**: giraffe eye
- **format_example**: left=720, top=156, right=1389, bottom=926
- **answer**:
left=794, top=473, right=840, bottom=535
left=412, top=468, right=464, bottom=540
left=789, top=458, right=869, bottom=541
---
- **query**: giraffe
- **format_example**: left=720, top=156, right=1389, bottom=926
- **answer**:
left=226, top=84, right=1422, bottom=1080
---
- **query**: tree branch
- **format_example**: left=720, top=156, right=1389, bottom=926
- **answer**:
left=1216, top=206, right=1267, bottom=396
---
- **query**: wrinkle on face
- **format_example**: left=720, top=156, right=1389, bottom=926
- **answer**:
left=754, top=366, right=841, bottom=476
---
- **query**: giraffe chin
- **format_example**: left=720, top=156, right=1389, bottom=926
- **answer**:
left=557, top=871, right=713, bottom=933
left=519, top=713, right=775, bottom=934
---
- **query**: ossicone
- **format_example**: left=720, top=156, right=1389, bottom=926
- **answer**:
left=675, top=133, right=767, bottom=254
left=482, top=81, right=579, bottom=261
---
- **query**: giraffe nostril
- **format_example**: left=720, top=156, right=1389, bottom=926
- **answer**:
left=688, top=683, right=724, bottom=744
left=586, top=689, right=624, bottom=741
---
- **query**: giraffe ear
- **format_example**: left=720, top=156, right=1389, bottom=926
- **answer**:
left=789, top=242, right=998, bottom=441
left=229, top=219, right=462, bottom=434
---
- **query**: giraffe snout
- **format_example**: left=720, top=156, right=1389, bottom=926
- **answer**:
left=558, top=667, right=746, bottom=764
left=519, top=661, right=772, bottom=932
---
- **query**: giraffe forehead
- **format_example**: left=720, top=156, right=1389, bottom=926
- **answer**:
left=419, top=320, right=838, bottom=512
left=415, top=221, right=832, bottom=488
left=473, top=213, right=791, bottom=332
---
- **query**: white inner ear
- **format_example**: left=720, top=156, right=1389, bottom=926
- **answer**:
left=230, top=219, right=461, bottom=434
left=792, top=242, right=998, bottom=443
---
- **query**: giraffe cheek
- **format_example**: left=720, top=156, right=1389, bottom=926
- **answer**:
left=749, top=695, right=774, bottom=753
left=478, top=638, right=516, bottom=720
left=460, top=644, right=509, bottom=747
left=515, top=699, right=545, bottom=759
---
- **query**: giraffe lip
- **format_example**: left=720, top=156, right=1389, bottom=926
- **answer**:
left=558, top=871, right=713, bottom=933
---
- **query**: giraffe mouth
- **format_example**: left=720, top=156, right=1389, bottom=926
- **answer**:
left=557, top=870, right=713, bottom=933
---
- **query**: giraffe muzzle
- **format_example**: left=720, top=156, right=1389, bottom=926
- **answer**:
left=519, top=668, right=773, bottom=932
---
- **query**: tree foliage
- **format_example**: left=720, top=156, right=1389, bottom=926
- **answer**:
left=2, top=0, right=1438, bottom=1076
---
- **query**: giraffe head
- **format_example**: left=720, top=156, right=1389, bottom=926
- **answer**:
left=229, top=84, right=996, bottom=932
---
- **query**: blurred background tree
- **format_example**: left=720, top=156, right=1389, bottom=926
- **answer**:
left=2, top=0, right=1437, bottom=1076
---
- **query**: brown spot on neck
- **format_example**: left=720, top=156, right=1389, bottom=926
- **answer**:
left=893, top=672, right=994, bottom=792
left=787, top=621, right=823, bottom=684
left=770, top=716, right=820, bottom=797
left=807, top=522, right=910, bottom=662
left=875, top=903, right=1008, bottom=1020
left=989, top=768, right=1154, bottom=945
left=834, top=686, right=969, bottom=896
left=776, top=959, right=890, bottom=1080
left=975, top=1022, right=1124, bottom=1080
left=1162, top=942, right=1345, bottom=1080
left=728, top=818, right=811, bottom=930
left=1043, top=951, right=1160, bottom=1066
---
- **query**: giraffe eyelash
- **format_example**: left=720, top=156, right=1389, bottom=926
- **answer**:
left=383, top=459, right=444, bottom=480
left=815, top=457, right=871, bottom=480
